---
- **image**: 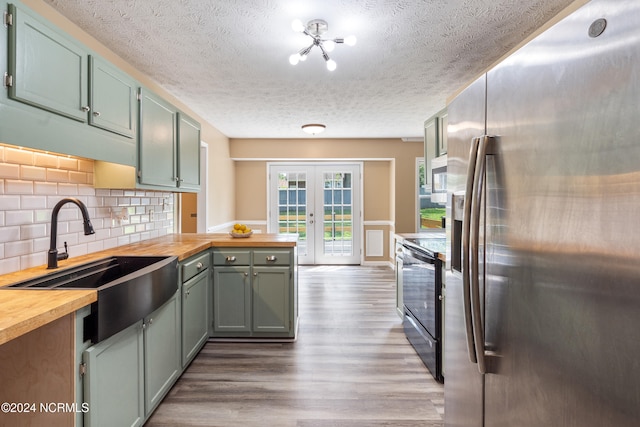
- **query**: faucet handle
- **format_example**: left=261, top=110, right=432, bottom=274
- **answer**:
left=57, top=242, right=69, bottom=261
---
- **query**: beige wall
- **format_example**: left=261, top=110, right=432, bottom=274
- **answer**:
left=230, top=138, right=424, bottom=262
left=23, top=0, right=235, bottom=230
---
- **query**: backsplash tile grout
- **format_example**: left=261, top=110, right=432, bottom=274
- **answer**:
left=0, top=146, right=174, bottom=275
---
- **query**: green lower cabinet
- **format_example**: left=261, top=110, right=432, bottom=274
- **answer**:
left=253, top=266, right=291, bottom=333
left=83, top=322, right=145, bottom=427
left=212, top=266, right=251, bottom=333
left=182, top=269, right=210, bottom=368
left=211, top=247, right=297, bottom=339
left=81, top=291, right=181, bottom=426
left=143, top=291, right=181, bottom=417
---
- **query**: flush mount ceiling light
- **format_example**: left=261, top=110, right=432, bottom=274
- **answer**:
left=289, top=19, right=356, bottom=71
left=301, top=124, right=326, bottom=135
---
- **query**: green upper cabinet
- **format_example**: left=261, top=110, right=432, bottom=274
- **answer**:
left=138, top=88, right=201, bottom=192
left=177, top=112, right=201, bottom=191
left=2, top=2, right=136, bottom=165
left=8, top=2, right=88, bottom=121
left=89, top=55, right=136, bottom=138
left=138, top=88, right=178, bottom=189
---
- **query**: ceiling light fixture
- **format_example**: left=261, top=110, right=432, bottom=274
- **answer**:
left=289, top=19, right=356, bottom=71
left=301, top=124, right=326, bottom=135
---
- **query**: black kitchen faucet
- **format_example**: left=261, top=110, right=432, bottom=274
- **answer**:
left=47, top=198, right=95, bottom=269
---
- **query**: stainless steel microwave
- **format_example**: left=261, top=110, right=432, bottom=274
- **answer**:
left=430, top=155, right=447, bottom=204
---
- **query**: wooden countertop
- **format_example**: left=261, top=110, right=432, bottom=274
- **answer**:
left=0, top=290, right=96, bottom=345
left=0, top=233, right=296, bottom=346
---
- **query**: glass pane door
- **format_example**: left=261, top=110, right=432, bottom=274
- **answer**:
left=275, top=170, right=310, bottom=260
left=269, top=163, right=360, bottom=265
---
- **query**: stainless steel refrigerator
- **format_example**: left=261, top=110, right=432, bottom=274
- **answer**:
left=444, top=1, right=640, bottom=426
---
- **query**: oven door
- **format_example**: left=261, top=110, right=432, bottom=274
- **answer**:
left=401, top=245, right=439, bottom=338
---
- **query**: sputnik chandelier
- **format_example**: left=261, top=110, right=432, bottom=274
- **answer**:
left=289, top=19, right=356, bottom=71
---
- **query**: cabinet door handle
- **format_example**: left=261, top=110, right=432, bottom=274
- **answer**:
left=253, top=272, right=257, bottom=277
left=149, top=318, right=153, bottom=325
left=93, top=111, right=101, bottom=117
left=196, top=262, right=203, bottom=270
left=266, top=255, right=277, bottom=262
left=244, top=272, right=249, bottom=277
left=81, top=106, right=90, bottom=112
left=226, top=256, right=236, bottom=263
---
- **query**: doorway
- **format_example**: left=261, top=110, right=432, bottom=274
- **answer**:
left=180, top=143, right=208, bottom=233
left=268, top=163, right=361, bottom=265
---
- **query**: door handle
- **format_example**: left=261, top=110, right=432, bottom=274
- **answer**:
left=469, top=135, right=496, bottom=375
left=266, top=255, right=277, bottom=262
left=463, top=137, right=480, bottom=365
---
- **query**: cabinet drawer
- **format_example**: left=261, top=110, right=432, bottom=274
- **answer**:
left=212, top=249, right=251, bottom=266
left=182, top=252, right=210, bottom=283
left=252, top=250, right=291, bottom=266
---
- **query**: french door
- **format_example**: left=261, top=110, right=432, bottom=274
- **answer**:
left=268, top=163, right=361, bottom=265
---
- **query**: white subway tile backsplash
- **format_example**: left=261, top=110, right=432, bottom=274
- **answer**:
left=0, top=227, right=20, bottom=243
left=0, top=163, right=21, bottom=179
left=5, top=211, right=34, bottom=226
left=20, top=195, right=47, bottom=210
left=58, top=183, right=79, bottom=195
left=34, top=210, right=50, bottom=223
left=5, top=180, right=34, bottom=194
left=1, top=195, right=21, bottom=210
left=45, top=169, right=69, bottom=182
left=34, top=182, right=58, bottom=195
left=87, top=240, right=104, bottom=254
left=58, top=157, right=78, bottom=171
left=21, top=224, right=47, bottom=240
left=5, top=148, right=34, bottom=165
left=0, top=150, right=174, bottom=275
left=34, top=153, right=58, bottom=168
left=5, top=240, right=33, bottom=257
left=0, top=257, right=21, bottom=274
left=21, top=252, right=46, bottom=270
left=69, top=171, right=89, bottom=184
left=33, top=237, right=50, bottom=253
left=20, top=165, right=47, bottom=181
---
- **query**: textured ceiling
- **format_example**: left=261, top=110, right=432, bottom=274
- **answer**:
left=44, top=0, right=575, bottom=139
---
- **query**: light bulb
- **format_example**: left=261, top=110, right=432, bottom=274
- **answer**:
left=291, top=19, right=305, bottom=33
left=299, top=53, right=308, bottom=61
left=344, top=35, right=357, bottom=46
left=289, top=54, right=300, bottom=65
left=326, top=59, right=337, bottom=71
left=323, top=40, right=336, bottom=52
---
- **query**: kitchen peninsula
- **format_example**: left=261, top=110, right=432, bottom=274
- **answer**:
left=0, top=233, right=297, bottom=427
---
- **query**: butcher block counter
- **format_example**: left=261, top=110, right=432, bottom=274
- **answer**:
left=0, top=233, right=297, bottom=346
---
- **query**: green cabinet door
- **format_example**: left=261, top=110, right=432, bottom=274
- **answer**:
left=139, top=88, right=177, bottom=188
left=89, top=55, right=136, bottom=138
left=177, top=112, right=201, bottom=191
left=182, top=269, right=210, bottom=367
left=144, top=291, right=181, bottom=417
left=83, top=322, right=145, bottom=427
left=8, top=3, right=88, bottom=121
left=252, top=266, right=291, bottom=333
left=213, top=266, right=251, bottom=333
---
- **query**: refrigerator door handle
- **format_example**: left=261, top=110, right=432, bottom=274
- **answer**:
left=470, top=135, right=496, bottom=375
left=463, top=136, right=481, bottom=364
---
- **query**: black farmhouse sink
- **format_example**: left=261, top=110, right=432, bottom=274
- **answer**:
left=6, top=256, right=178, bottom=343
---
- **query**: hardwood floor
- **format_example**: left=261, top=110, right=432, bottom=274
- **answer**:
left=146, top=265, right=444, bottom=426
